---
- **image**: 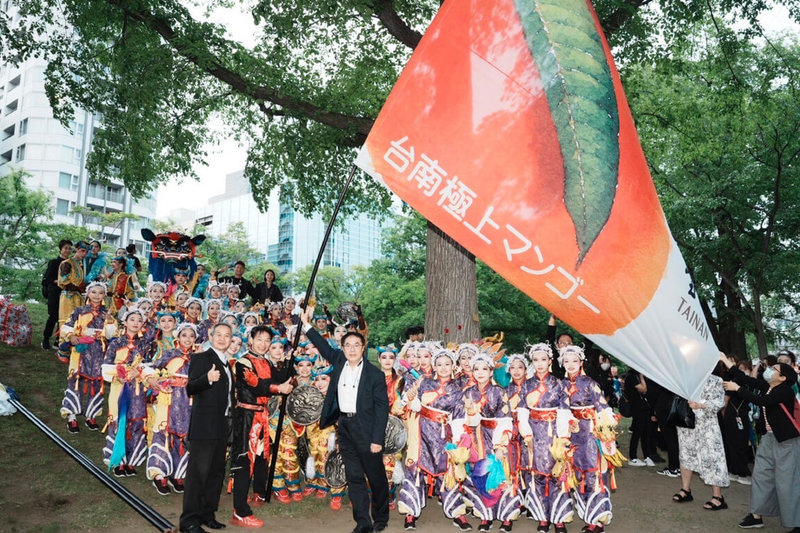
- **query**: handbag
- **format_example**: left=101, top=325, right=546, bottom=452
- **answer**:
left=666, top=396, right=695, bottom=429
left=618, top=393, right=632, bottom=418
left=780, top=399, right=800, bottom=434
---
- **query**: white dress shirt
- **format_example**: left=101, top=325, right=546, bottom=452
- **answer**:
left=338, top=359, right=364, bottom=414
left=212, top=347, right=232, bottom=416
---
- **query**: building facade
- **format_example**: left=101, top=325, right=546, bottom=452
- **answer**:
left=0, top=56, right=157, bottom=251
left=172, top=170, right=388, bottom=273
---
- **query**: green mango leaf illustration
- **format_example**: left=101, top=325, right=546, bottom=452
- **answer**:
left=514, top=0, right=620, bottom=265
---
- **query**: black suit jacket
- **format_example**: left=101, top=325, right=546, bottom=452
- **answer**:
left=186, top=348, right=234, bottom=440
left=307, top=328, right=389, bottom=448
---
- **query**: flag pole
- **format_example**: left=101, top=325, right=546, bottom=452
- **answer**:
left=265, top=164, right=360, bottom=501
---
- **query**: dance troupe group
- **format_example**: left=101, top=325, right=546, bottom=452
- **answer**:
left=53, top=240, right=625, bottom=533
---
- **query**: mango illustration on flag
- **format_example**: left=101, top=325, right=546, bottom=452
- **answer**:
left=356, top=0, right=718, bottom=400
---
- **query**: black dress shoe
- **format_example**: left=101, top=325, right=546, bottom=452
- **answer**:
left=203, top=518, right=226, bottom=529
left=373, top=523, right=388, bottom=532
left=180, top=525, right=208, bottom=533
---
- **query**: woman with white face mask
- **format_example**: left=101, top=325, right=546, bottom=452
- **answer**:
left=721, top=353, right=800, bottom=531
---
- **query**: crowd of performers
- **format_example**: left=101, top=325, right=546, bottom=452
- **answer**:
left=52, top=244, right=625, bottom=533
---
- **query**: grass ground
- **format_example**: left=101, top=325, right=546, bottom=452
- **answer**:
left=0, top=302, right=791, bottom=532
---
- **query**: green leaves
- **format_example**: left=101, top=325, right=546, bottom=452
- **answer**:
left=514, top=0, right=619, bottom=264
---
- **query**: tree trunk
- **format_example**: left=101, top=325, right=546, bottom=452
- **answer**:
left=425, top=221, right=480, bottom=343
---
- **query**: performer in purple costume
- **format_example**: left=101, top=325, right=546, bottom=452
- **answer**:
left=518, top=344, right=573, bottom=533
left=145, top=323, right=198, bottom=495
left=196, top=299, right=222, bottom=345
left=504, top=353, right=532, bottom=517
left=454, top=343, right=478, bottom=391
left=399, top=348, right=471, bottom=531
left=101, top=309, right=153, bottom=476
left=461, top=352, right=519, bottom=531
left=560, top=345, right=615, bottom=533
left=60, top=282, right=115, bottom=433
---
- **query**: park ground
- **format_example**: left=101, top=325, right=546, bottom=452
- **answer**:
left=0, top=303, right=789, bottom=532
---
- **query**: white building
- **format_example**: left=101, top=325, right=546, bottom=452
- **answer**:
left=0, top=54, right=157, bottom=251
left=172, top=170, right=388, bottom=273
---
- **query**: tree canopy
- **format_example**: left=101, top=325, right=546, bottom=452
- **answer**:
left=5, top=0, right=799, bottom=219
left=0, top=170, right=91, bottom=299
left=627, top=33, right=800, bottom=355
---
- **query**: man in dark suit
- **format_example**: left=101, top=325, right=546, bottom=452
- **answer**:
left=301, top=305, right=390, bottom=533
left=180, top=323, right=235, bottom=533
left=41, top=239, right=72, bottom=350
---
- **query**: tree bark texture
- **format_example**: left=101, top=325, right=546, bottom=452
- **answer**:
left=425, top=221, right=480, bottom=344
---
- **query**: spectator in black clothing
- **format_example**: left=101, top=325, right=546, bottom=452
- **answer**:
left=646, top=377, right=681, bottom=477
left=253, top=269, right=283, bottom=304
left=720, top=357, right=753, bottom=485
left=625, top=369, right=659, bottom=466
left=215, top=261, right=256, bottom=302
left=41, top=239, right=73, bottom=350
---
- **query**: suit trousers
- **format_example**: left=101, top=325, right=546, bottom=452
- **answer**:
left=43, top=287, right=61, bottom=343
left=338, top=416, right=390, bottom=529
left=180, top=432, right=229, bottom=530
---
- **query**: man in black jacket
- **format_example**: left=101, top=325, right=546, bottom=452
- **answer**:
left=301, top=305, right=390, bottom=533
left=180, top=323, right=235, bottom=533
left=41, top=239, right=72, bottom=350
left=215, top=261, right=256, bottom=303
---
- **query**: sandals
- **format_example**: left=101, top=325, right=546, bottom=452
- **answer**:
left=672, top=489, right=693, bottom=502
left=703, top=495, right=728, bottom=510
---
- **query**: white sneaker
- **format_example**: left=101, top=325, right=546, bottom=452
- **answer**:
left=644, top=457, right=656, bottom=467
left=628, top=458, right=646, bottom=467
left=735, top=475, right=752, bottom=486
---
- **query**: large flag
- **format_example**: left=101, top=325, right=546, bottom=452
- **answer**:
left=356, top=0, right=718, bottom=400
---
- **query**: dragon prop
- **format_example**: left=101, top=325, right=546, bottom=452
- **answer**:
left=141, top=229, right=205, bottom=284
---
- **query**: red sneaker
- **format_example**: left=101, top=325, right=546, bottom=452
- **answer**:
left=85, top=418, right=99, bottom=431
left=168, top=477, right=184, bottom=494
left=291, top=491, right=303, bottom=502
left=153, top=478, right=170, bottom=496
left=316, top=489, right=328, bottom=499
left=330, top=496, right=342, bottom=511
left=302, top=486, right=316, bottom=497
left=389, top=500, right=397, bottom=511
left=273, top=490, right=291, bottom=504
left=248, top=493, right=266, bottom=507
left=230, top=513, right=264, bottom=528
left=67, top=420, right=79, bottom=434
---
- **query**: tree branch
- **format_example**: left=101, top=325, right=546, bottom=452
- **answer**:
left=372, top=0, right=422, bottom=50
left=599, top=0, right=653, bottom=36
left=108, top=0, right=374, bottom=142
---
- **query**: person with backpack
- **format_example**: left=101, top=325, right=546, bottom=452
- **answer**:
left=720, top=353, right=800, bottom=532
